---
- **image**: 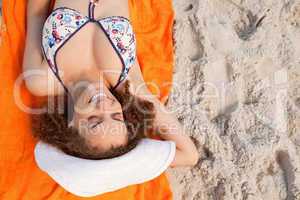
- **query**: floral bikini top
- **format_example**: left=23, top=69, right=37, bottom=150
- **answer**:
left=42, top=0, right=136, bottom=93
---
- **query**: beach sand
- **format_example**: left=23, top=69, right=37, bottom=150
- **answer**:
left=167, top=0, right=300, bottom=199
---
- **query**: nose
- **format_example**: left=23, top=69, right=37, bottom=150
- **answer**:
left=95, top=98, right=119, bottom=112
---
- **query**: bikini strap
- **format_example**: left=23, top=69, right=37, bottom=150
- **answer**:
left=111, top=76, right=124, bottom=91
left=88, top=0, right=98, bottom=20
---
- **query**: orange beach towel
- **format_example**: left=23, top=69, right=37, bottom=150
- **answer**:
left=0, top=0, right=175, bottom=199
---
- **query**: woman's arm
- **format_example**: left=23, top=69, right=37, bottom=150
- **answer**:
left=23, top=0, right=64, bottom=96
left=23, top=0, right=50, bottom=68
left=147, top=96, right=199, bottom=167
left=129, top=61, right=200, bottom=167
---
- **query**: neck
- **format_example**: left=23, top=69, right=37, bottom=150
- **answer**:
left=64, top=71, right=112, bottom=100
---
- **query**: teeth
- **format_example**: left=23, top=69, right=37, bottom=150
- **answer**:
left=90, top=93, right=106, bottom=103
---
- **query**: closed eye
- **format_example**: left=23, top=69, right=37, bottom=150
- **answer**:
left=88, top=116, right=104, bottom=129
left=90, top=122, right=100, bottom=129
left=111, top=112, right=124, bottom=122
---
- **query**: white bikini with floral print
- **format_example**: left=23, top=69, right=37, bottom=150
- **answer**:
left=42, top=0, right=136, bottom=93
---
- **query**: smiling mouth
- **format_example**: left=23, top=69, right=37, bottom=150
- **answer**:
left=88, top=92, right=107, bottom=103
left=88, top=91, right=116, bottom=104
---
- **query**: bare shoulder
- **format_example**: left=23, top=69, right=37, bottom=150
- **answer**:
left=100, top=0, right=130, bottom=19
left=27, top=0, right=52, bottom=16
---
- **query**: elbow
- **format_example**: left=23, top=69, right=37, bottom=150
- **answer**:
left=170, top=149, right=200, bottom=168
left=188, top=149, right=200, bottom=166
left=22, top=67, right=48, bottom=96
left=25, top=81, right=41, bottom=96
left=24, top=77, right=46, bottom=97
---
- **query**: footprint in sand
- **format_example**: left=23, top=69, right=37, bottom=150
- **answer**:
left=234, top=9, right=269, bottom=41
left=182, top=16, right=204, bottom=62
left=253, top=57, right=284, bottom=80
left=173, top=0, right=199, bottom=14
left=177, top=0, right=204, bottom=62
left=275, top=151, right=300, bottom=199
left=202, top=57, right=239, bottom=120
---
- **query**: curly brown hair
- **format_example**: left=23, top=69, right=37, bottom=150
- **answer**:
left=31, top=81, right=156, bottom=160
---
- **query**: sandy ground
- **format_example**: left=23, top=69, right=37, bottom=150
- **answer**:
left=167, top=0, right=300, bottom=199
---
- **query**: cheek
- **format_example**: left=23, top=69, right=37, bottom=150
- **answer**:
left=108, top=123, right=128, bottom=137
left=73, top=116, right=90, bottom=135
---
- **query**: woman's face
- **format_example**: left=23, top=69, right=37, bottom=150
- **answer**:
left=69, top=82, right=128, bottom=152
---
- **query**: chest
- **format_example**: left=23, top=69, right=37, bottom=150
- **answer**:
left=41, top=0, right=136, bottom=87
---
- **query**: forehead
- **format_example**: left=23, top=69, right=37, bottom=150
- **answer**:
left=77, top=119, right=127, bottom=137
left=83, top=121, right=129, bottom=150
